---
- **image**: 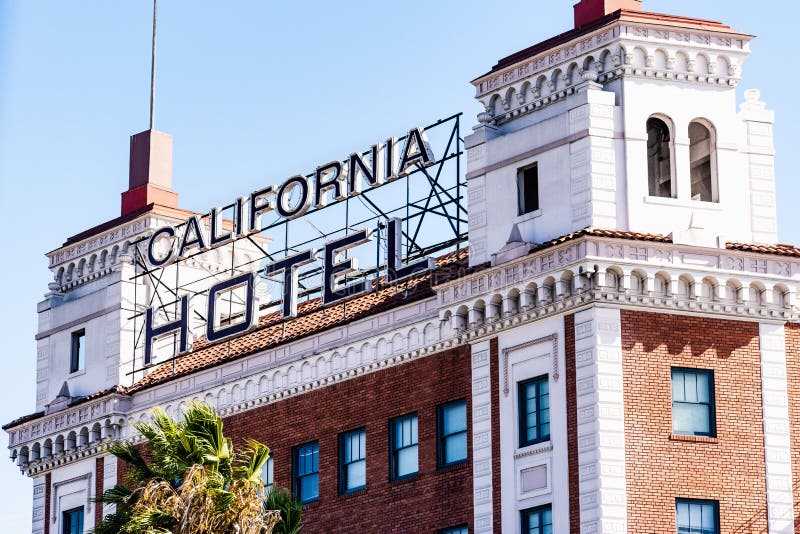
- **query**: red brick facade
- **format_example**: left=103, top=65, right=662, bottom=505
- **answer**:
left=224, top=346, right=473, bottom=533
left=620, top=310, right=767, bottom=531
left=489, top=337, right=501, bottom=533
left=784, top=323, right=800, bottom=530
left=564, top=313, right=580, bottom=533
left=95, top=457, right=104, bottom=524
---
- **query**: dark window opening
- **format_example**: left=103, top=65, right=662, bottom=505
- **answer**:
left=647, top=117, right=673, bottom=198
left=70, top=330, right=85, bottom=373
left=521, top=504, right=552, bottom=534
left=672, top=368, right=715, bottom=437
left=676, top=498, right=719, bottom=534
left=689, top=121, right=715, bottom=202
left=62, top=506, right=84, bottom=534
left=518, top=164, right=540, bottom=215
left=437, top=399, right=467, bottom=467
left=339, top=428, right=366, bottom=493
left=518, top=375, right=550, bottom=448
left=293, top=441, right=319, bottom=503
left=390, top=413, right=419, bottom=480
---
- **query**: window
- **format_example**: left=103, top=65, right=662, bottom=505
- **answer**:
left=339, top=428, right=366, bottom=493
left=438, top=525, right=468, bottom=534
left=70, top=330, right=85, bottom=373
left=521, top=504, right=552, bottom=534
left=517, top=164, right=539, bottom=215
left=647, top=117, right=673, bottom=198
left=293, top=442, right=319, bottom=503
left=672, top=368, right=715, bottom=437
left=62, top=507, right=84, bottom=534
left=390, top=413, right=419, bottom=480
left=438, top=399, right=467, bottom=467
left=518, top=375, right=550, bottom=447
left=676, top=499, right=719, bottom=534
left=261, top=456, right=273, bottom=494
left=689, top=121, right=716, bottom=202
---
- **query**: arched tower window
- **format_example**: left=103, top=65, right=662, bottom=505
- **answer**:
left=646, top=117, right=673, bottom=198
left=689, top=120, right=717, bottom=202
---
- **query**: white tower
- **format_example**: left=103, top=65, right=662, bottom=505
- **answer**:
left=465, top=0, right=776, bottom=267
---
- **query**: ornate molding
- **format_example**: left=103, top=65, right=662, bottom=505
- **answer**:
left=502, top=334, right=559, bottom=397
left=51, top=473, right=93, bottom=523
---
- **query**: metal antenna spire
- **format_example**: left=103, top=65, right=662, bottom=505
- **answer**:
left=149, top=0, right=157, bottom=130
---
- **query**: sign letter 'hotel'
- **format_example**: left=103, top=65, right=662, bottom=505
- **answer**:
left=6, top=1, right=800, bottom=532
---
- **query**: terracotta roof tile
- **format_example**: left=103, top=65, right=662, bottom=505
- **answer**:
left=725, top=242, right=800, bottom=257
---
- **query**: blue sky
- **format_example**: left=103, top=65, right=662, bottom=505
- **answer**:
left=1, top=0, right=798, bottom=529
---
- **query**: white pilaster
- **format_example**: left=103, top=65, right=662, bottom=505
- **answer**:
left=31, top=475, right=46, bottom=534
left=573, top=307, right=627, bottom=533
left=471, top=340, right=494, bottom=533
left=759, top=322, right=795, bottom=533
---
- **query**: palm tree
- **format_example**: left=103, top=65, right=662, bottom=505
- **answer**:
left=93, top=401, right=281, bottom=534
left=263, top=487, right=303, bottom=534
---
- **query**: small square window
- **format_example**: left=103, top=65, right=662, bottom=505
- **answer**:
left=518, top=375, right=550, bottom=448
left=517, top=164, right=539, bottom=215
left=390, top=413, right=418, bottom=480
left=70, top=330, right=85, bottom=373
left=672, top=368, right=715, bottom=437
left=676, top=499, right=718, bottom=534
left=62, top=506, right=84, bottom=534
left=293, top=442, right=319, bottom=504
left=261, top=456, right=273, bottom=494
left=438, top=525, right=468, bottom=534
left=339, top=428, right=366, bottom=493
left=521, top=504, right=552, bottom=534
left=437, top=399, right=467, bottom=467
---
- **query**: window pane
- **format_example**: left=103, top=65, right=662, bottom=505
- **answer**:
left=397, top=446, right=418, bottom=477
left=443, top=401, right=466, bottom=435
left=445, top=432, right=467, bottom=464
left=301, top=473, right=318, bottom=502
left=346, top=459, right=366, bottom=490
left=677, top=499, right=717, bottom=534
left=684, top=373, right=698, bottom=402
left=696, top=374, right=710, bottom=403
left=672, top=371, right=685, bottom=402
left=261, top=457, right=273, bottom=488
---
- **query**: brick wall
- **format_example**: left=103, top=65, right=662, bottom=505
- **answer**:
left=44, top=472, right=51, bottom=534
left=489, top=337, right=501, bottom=533
left=95, top=457, right=104, bottom=524
left=224, top=346, right=473, bottom=533
left=784, top=323, right=800, bottom=530
left=621, top=310, right=767, bottom=531
left=564, top=313, right=580, bottom=532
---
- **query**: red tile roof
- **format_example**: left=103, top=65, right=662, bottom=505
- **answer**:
left=726, top=242, right=800, bottom=257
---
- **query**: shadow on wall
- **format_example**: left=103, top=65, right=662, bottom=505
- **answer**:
left=621, top=313, right=755, bottom=360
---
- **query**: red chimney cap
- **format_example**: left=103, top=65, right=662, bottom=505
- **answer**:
left=574, top=0, right=642, bottom=29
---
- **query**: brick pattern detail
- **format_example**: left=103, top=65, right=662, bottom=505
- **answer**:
left=621, top=310, right=767, bottom=531
left=224, top=346, right=473, bottom=533
left=96, top=457, right=104, bottom=525
left=564, top=314, right=580, bottom=532
left=490, top=337, right=501, bottom=533
left=784, top=323, right=800, bottom=530
left=44, top=472, right=51, bottom=534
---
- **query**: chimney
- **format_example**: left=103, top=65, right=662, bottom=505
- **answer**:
left=573, top=0, right=642, bottom=29
left=120, top=129, right=179, bottom=216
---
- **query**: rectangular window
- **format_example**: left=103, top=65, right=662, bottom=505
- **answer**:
left=438, top=526, right=468, bottom=534
left=518, top=375, right=550, bottom=447
left=70, top=330, right=85, bottom=373
left=676, top=499, right=719, bottom=534
left=517, top=164, right=539, bottom=215
left=62, top=506, right=84, bottom=534
left=521, top=504, right=552, bottom=534
left=293, top=442, right=319, bottom=504
left=438, top=399, right=467, bottom=467
left=672, top=368, right=715, bottom=437
left=339, top=428, right=366, bottom=493
left=261, top=455, right=273, bottom=494
left=390, top=413, right=419, bottom=480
